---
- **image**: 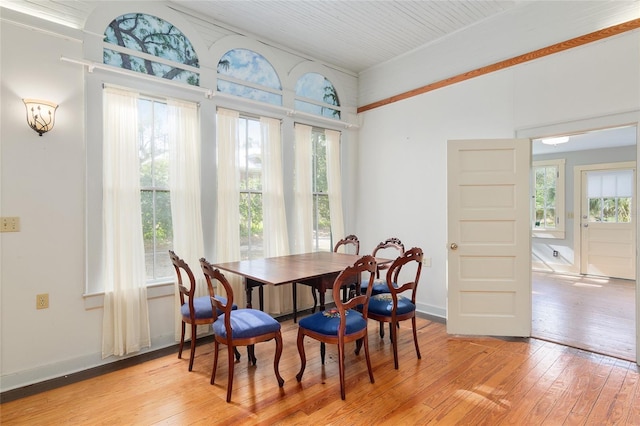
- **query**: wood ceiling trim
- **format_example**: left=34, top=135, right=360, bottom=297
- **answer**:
left=357, top=18, right=640, bottom=114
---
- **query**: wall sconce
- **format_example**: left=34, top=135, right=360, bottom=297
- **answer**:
left=23, top=99, right=58, bottom=136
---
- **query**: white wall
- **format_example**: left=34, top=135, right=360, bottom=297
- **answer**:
left=356, top=31, right=640, bottom=318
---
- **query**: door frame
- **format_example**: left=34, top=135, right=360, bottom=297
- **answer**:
left=516, top=110, right=640, bottom=365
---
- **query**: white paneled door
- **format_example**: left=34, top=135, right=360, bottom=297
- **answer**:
left=579, top=163, right=636, bottom=280
left=447, top=139, right=531, bottom=336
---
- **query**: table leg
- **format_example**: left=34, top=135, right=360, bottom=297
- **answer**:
left=292, top=283, right=298, bottom=323
left=259, top=285, right=264, bottom=311
left=245, top=278, right=254, bottom=309
left=245, top=278, right=265, bottom=311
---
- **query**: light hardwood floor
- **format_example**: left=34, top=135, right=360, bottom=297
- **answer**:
left=532, top=271, right=636, bottom=361
left=2, top=316, right=639, bottom=425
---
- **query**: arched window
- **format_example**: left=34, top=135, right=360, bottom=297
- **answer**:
left=295, top=73, right=340, bottom=119
left=217, top=49, right=282, bottom=105
left=104, top=13, right=200, bottom=86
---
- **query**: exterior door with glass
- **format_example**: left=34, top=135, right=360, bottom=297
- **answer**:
left=580, top=163, right=636, bottom=280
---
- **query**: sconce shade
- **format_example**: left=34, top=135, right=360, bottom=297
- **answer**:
left=23, top=99, right=58, bottom=136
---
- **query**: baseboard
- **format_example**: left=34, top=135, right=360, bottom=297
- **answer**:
left=0, top=336, right=183, bottom=404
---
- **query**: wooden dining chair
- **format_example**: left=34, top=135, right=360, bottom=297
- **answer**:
left=334, top=235, right=361, bottom=302
left=169, top=250, right=239, bottom=371
left=361, top=237, right=405, bottom=296
left=293, top=234, right=360, bottom=322
left=295, top=255, right=377, bottom=400
left=367, top=247, right=423, bottom=369
left=200, top=258, right=284, bottom=403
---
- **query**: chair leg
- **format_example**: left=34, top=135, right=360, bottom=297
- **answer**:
left=354, top=337, right=363, bottom=355
left=391, top=320, right=399, bottom=369
left=320, top=342, right=326, bottom=364
left=178, top=321, right=186, bottom=359
left=379, top=321, right=384, bottom=339
left=234, top=347, right=241, bottom=362
left=211, top=341, right=219, bottom=385
left=188, top=323, right=197, bottom=371
left=338, top=339, right=346, bottom=400
left=412, top=316, right=421, bottom=360
left=273, top=331, right=285, bottom=387
left=226, top=344, right=235, bottom=403
left=295, top=329, right=306, bottom=382
left=363, top=333, right=375, bottom=384
left=248, top=344, right=257, bottom=365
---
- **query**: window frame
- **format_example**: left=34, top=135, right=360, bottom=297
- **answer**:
left=138, top=96, right=174, bottom=285
left=532, top=159, right=565, bottom=239
left=311, top=127, right=332, bottom=251
left=238, top=114, right=265, bottom=260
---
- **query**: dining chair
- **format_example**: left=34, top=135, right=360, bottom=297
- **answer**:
left=334, top=235, right=361, bottom=302
left=361, top=237, right=405, bottom=296
left=169, top=250, right=240, bottom=371
left=200, top=258, right=284, bottom=403
left=293, top=234, right=360, bottom=322
left=295, top=255, right=377, bottom=400
left=367, top=247, right=423, bottom=369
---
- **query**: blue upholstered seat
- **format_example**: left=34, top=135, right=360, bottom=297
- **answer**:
left=298, top=309, right=367, bottom=336
left=368, top=293, right=416, bottom=316
left=181, top=296, right=236, bottom=319
left=213, top=309, right=281, bottom=339
left=360, top=278, right=397, bottom=295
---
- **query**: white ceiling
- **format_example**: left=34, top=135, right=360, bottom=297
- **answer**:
left=532, top=126, right=637, bottom=156
left=2, top=0, right=523, bottom=73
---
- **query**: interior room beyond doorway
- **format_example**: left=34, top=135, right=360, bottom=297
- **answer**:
left=532, top=271, right=636, bottom=361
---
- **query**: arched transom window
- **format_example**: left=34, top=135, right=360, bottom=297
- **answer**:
left=295, top=73, right=340, bottom=119
left=104, top=13, right=200, bottom=86
left=217, top=48, right=282, bottom=106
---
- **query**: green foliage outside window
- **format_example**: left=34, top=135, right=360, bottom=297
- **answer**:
left=138, top=99, right=173, bottom=281
left=589, top=197, right=631, bottom=222
left=534, top=165, right=557, bottom=229
left=312, top=130, right=331, bottom=250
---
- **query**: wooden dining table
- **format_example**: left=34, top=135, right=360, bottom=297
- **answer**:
left=213, top=251, right=390, bottom=322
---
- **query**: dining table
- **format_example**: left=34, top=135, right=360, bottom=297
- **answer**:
left=213, top=251, right=390, bottom=322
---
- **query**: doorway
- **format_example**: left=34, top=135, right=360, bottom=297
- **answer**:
left=530, top=125, right=637, bottom=361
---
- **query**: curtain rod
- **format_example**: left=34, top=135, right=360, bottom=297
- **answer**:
left=60, top=56, right=358, bottom=129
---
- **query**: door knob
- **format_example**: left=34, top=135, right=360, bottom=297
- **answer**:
left=450, top=243, right=458, bottom=250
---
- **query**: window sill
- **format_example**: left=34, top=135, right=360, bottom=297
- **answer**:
left=532, top=230, right=565, bottom=239
left=83, top=281, right=175, bottom=310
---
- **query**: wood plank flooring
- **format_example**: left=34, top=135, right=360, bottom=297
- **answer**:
left=2, top=316, right=639, bottom=425
left=532, top=271, right=636, bottom=361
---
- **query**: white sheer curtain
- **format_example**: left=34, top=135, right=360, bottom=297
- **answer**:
left=326, top=129, right=345, bottom=243
left=101, top=87, right=151, bottom=358
left=215, top=108, right=243, bottom=303
left=261, top=117, right=290, bottom=314
left=293, top=123, right=313, bottom=254
left=168, top=99, right=206, bottom=341
left=292, top=123, right=314, bottom=309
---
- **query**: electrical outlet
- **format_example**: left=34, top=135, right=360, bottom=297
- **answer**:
left=1, top=217, right=20, bottom=232
left=553, top=250, right=559, bottom=257
left=422, top=257, right=432, bottom=267
left=36, top=293, right=49, bottom=309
